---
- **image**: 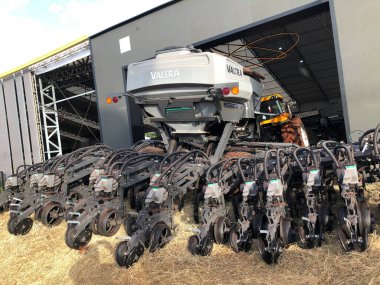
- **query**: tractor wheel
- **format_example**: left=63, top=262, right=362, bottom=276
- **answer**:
left=281, top=116, right=310, bottom=147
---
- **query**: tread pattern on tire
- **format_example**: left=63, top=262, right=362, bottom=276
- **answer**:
left=281, top=116, right=308, bottom=146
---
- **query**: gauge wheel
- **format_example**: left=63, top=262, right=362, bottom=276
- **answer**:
left=188, top=235, right=200, bottom=255
left=279, top=217, right=293, bottom=246
left=200, top=233, right=214, bottom=256
left=35, top=206, right=44, bottom=221
left=124, top=215, right=138, bottom=236
left=64, top=206, right=74, bottom=222
left=41, top=202, right=64, bottom=226
left=89, top=214, right=100, bottom=235
left=213, top=216, right=230, bottom=244
left=229, top=229, right=241, bottom=253
left=0, top=202, right=10, bottom=213
left=337, top=225, right=352, bottom=252
left=148, top=222, right=171, bottom=253
left=258, top=236, right=274, bottom=264
left=68, top=191, right=83, bottom=203
left=251, top=213, right=264, bottom=239
left=97, top=208, right=121, bottom=237
left=360, top=228, right=369, bottom=252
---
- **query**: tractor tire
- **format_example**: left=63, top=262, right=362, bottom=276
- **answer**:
left=281, top=116, right=310, bottom=147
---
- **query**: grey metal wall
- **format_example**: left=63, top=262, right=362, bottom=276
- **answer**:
left=91, top=0, right=318, bottom=148
left=0, top=71, right=42, bottom=176
left=330, top=0, right=380, bottom=135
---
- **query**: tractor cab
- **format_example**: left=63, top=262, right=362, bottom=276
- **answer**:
left=258, top=94, right=291, bottom=126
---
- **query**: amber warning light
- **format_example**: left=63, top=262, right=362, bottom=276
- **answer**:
left=222, top=86, right=239, bottom=96
left=106, top=96, right=120, bottom=104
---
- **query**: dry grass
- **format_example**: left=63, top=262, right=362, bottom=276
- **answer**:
left=1, top=185, right=380, bottom=285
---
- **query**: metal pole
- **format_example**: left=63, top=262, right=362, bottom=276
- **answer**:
left=43, top=90, right=95, bottom=107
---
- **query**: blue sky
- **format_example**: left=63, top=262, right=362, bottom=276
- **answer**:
left=0, top=0, right=171, bottom=73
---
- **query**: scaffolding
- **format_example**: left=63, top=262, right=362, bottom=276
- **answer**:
left=39, top=78, right=62, bottom=159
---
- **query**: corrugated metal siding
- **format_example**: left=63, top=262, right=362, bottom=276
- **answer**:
left=0, top=72, right=42, bottom=177
left=23, top=72, right=42, bottom=164
left=3, top=79, right=25, bottom=170
left=15, top=76, right=32, bottom=165
left=0, top=83, right=12, bottom=175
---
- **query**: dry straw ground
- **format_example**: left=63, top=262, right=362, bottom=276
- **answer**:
left=1, top=184, right=380, bottom=285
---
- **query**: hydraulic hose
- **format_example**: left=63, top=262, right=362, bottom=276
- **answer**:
left=164, top=150, right=209, bottom=184
left=321, top=141, right=340, bottom=167
left=62, top=145, right=111, bottom=172
left=238, top=157, right=257, bottom=182
left=293, top=147, right=318, bottom=172
left=374, top=123, right=380, bottom=155
left=263, top=149, right=279, bottom=180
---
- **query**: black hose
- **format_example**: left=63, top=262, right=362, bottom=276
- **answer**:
left=238, top=157, right=257, bottom=182
left=164, top=150, right=209, bottom=184
left=108, top=152, right=141, bottom=173
left=16, top=164, right=30, bottom=175
left=293, top=147, right=318, bottom=172
left=102, top=148, right=134, bottom=168
left=119, top=153, right=164, bottom=173
left=374, top=123, right=380, bottom=155
left=218, top=157, right=239, bottom=182
left=132, top=139, right=162, bottom=150
left=159, top=151, right=187, bottom=172
left=334, top=144, right=354, bottom=163
left=206, top=159, right=228, bottom=181
left=263, top=149, right=278, bottom=180
left=321, top=141, right=339, bottom=167
left=105, top=151, right=137, bottom=172
left=61, top=145, right=111, bottom=173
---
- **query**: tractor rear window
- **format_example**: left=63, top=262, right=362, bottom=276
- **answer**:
left=260, top=99, right=283, bottom=114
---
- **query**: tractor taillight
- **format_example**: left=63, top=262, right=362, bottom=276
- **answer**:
left=106, top=97, right=112, bottom=104
left=112, top=96, right=119, bottom=103
left=222, top=87, right=230, bottom=95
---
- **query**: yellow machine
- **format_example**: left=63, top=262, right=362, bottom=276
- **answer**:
left=259, top=94, right=291, bottom=126
left=258, top=94, right=309, bottom=146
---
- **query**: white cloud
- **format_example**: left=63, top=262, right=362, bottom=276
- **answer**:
left=0, top=0, right=30, bottom=15
left=0, top=0, right=171, bottom=74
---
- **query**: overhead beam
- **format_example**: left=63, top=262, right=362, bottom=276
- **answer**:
left=57, top=109, right=100, bottom=130
left=44, top=90, right=95, bottom=107
left=60, top=130, right=89, bottom=142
